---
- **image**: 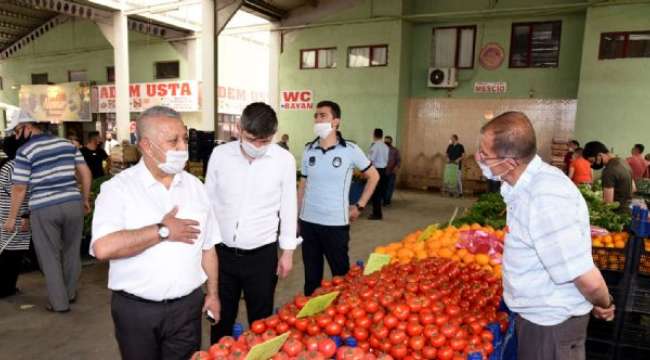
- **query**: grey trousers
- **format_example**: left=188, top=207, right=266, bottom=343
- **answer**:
left=516, top=314, right=590, bottom=360
left=31, top=201, right=83, bottom=311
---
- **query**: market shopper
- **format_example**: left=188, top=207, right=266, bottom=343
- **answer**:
left=564, top=139, right=580, bottom=173
left=383, top=135, right=401, bottom=206
left=477, top=112, right=615, bottom=360
left=583, top=141, right=634, bottom=212
left=299, top=100, right=379, bottom=296
left=3, top=111, right=91, bottom=313
left=568, top=148, right=593, bottom=185
left=80, top=131, right=109, bottom=179
left=446, top=134, right=465, bottom=197
left=104, top=131, right=119, bottom=155
left=0, top=133, right=31, bottom=298
left=626, top=143, right=647, bottom=181
left=205, top=102, right=298, bottom=343
left=277, top=133, right=290, bottom=151
left=90, top=106, right=221, bottom=360
left=368, top=128, right=389, bottom=220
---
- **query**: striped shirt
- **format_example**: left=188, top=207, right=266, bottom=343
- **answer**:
left=13, top=134, right=86, bottom=210
left=0, top=161, right=30, bottom=251
left=501, top=155, right=594, bottom=326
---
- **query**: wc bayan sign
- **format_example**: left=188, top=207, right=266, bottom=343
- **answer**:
left=280, top=90, right=313, bottom=110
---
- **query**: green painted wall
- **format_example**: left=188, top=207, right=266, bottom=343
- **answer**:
left=575, top=3, right=650, bottom=155
left=278, top=17, right=406, bottom=159
left=409, top=12, right=585, bottom=99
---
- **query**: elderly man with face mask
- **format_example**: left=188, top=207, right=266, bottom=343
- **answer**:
left=205, top=102, right=298, bottom=343
left=90, top=106, right=221, bottom=360
left=477, top=112, right=614, bottom=360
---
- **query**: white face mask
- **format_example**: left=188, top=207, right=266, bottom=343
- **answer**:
left=241, top=140, right=269, bottom=159
left=478, top=160, right=509, bottom=182
left=151, top=142, right=188, bottom=174
left=314, top=123, right=333, bottom=139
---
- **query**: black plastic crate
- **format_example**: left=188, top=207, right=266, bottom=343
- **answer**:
left=616, top=345, right=650, bottom=360
left=586, top=338, right=616, bottom=360
left=618, top=312, right=650, bottom=348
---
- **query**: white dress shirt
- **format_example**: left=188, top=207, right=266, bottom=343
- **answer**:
left=368, top=140, right=389, bottom=168
left=501, top=155, right=593, bottom=326
left=205, top=141, right=298, bottom=250
left=90, top=160, right=222, bottom=301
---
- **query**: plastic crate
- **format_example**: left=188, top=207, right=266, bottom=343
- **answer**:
left=592, top=245, right=627, bottom=272
left=638, top=239, right=650, bottom=276
left=617, top=345, right=650, bottom=360
left=618, top=312, right=650, bottom=348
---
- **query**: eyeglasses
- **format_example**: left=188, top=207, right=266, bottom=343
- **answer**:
left=476, top=151, right=514, bottom=163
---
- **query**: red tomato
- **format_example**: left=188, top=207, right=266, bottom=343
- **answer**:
left=220, top=336, right=235, bottom=348
left=337, top=303, right=351, bottom=315
left=392, top=304, right=411, bottom=321
left=353, top=327, right=369, bottom=342
left=450, top=338, right=468, bottom=352
left=297, top=351, right=326, bottom=360
left=271, top=352, right=290, bottom=360
left=208, top=344, right=230, bottom=358
left=355, top=316, right=372, bottom=329
left=364, top=300, right=380, bottom=314
left=409, top=335, right=426, bottom=351
left=251, top=320, right=266, bottom=334
left=480, top=330, right=494, bottom=343
left=325, top=307, right=337, bottom=317
left=445, top=305, right=461, bottom=317
left=351, top=308, right=367, bottom=320
left=371, top=324, right=389, bottom=339
left=419, top=310, right=436, bottom=325
left=422, top=346, right=437, bottom=360
left=276, top=322, right=290, bottom=334
left=307, top=323, right=321, bottom=336
left=358, top=341, right=371, bottom=352
left=295, top=318, right=309, bottom=332
left=334, top=314, right=347, bottom=326
left=435, top=315, right=449, bottom=327
left=440, top=324, right=459, bottom=339
left=262, top=329, right=277, bottom=341
left=304, top=337, right=320, bottom=352
left=325, top=322, right=342, bottom=336
left=468, top=322, right=483, bottom=335
left=483, top=341, right=494, bottom=355
left=406, top=322, right=424, bottom=337
left=295, top=296, right=309, bottom=309
left=436, top=347, right=454, bottom=360
left=430, top=334, right=447, bottom=348
left=282, top=338, right=304, bottom=357
left=316, top=315, right=332, bottom=328
left=389, top=329, right=407, bottom=345
left=318, top=338, right=337, bottom=358
left=423, top=324, right=439, bottom=339
left=266, top=315, right=280, bottom=328
left=332, top=276, right=344, bottom=285
left=384, top=315, right=399, bottom=329
left=321, top=279, right=332, bottom=288
left=390, top=344, right=408, bottom=360
left=372, top=311, right=386, bottom=323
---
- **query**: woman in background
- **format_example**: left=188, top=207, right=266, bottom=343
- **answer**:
left=0, top=135, right=32, bottom=297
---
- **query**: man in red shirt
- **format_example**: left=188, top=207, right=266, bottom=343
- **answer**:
left=627, top=144, right=647, bottom=181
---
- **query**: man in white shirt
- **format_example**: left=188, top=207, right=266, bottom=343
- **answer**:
left=104, top=131, right=119, bottom=155
left=368, top=128, right=389, bottom=220
left=205, top=102, right=298, bottom=342
left=476, top=112, right=614, bottom=360
left=90, top=106, right=221, bottom=360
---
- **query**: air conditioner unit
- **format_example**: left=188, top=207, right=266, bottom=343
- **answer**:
left=427, top=67, right=457, bottom=88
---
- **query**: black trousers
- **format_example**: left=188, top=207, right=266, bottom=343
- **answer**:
left=300, top=220, right=350, bottom=296
left=211, top=242, right=278, bottom=343
left=0, top=250, right=25, bottom=298
left=111, top=287, right=203, bottom=360
left=371, top=168, right=388, bottom=218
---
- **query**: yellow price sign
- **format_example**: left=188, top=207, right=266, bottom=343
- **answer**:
left=244, top=332, right=290, bottom=360
left=296, top=291, right=340, bottom=318
left=363, top=253, right=392, bottom=275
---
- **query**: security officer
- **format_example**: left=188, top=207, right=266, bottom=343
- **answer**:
left=298, top=100, right=380, bottom=296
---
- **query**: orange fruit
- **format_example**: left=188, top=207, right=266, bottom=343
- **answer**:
left=615, top=241, right=625, bottom=249
left=416, top=250, right=428, bottom=260
left=375, top=246, right=387, bottom=254
left=438, top=248, right=454, bottom=258
left=475, top=254, right=490, bottom=266
left=457, top=248, right=469, bottom=258
left=462, top=253, right=475, bottom=264
left=471, top=223, right=482, bottom=230
left=397, top=248, right=415, bottom=259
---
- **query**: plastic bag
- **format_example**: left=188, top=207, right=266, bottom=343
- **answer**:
left=590, top=225, right=610, bottom=238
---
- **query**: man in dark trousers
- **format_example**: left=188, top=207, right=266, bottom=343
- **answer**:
left=91, top=106, right=221, bottom=360
left=384, top=135, right=401, bottom=206
left=298, top=100, right=379, bottom=296
left=80, top=131, right=109, bottom=179
left=446, top=134, right=465, bottom=197
left=367, top=128, right=389, bottom=220
left=205, top=103, right=298, bottom=342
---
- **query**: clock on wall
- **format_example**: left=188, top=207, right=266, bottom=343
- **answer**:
left=479, top=43, right=505, bottom=70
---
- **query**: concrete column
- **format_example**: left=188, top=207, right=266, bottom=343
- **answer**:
left=268, top=25, right=280, bottom=111
left=113, top=10, right=130, bottom=143
left=201, top=0, right=216, bottom=131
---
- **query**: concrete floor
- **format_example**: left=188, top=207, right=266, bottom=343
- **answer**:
left=0, top=191, right=475, bottom=360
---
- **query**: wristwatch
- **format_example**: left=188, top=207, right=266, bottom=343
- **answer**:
left=157, top=223, right=170, bottom=241
left=355, top=203, right=365, bottom=212
left=606, top=294, right=615, bottom=308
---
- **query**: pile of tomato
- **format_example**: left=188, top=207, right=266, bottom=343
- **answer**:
left=192, top=257, right=507, bottom=360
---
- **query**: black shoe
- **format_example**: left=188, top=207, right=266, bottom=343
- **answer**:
left=368, top=215, right=383, bottom=220
left=46, top=304, right=71, bottom=313
left=384, top=202, right=391, bottom=207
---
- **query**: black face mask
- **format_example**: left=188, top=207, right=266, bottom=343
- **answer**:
left=2, top=134, right=28, bottom=160
left=591, top=157, right=604, bottom=170
left=385, top=142, right=392, bottom=147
